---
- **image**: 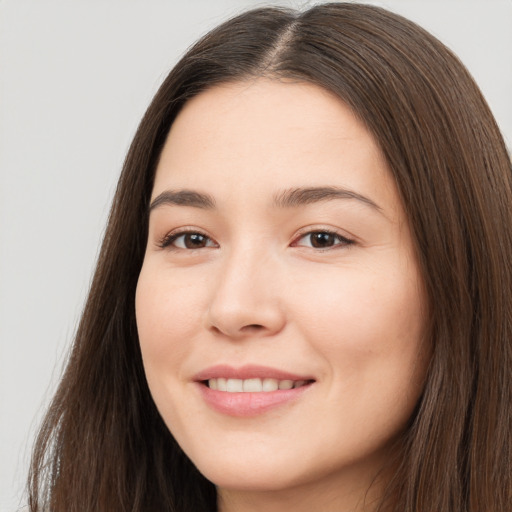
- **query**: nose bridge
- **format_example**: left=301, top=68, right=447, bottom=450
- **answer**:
left=206, top=240, right=284, bottom=338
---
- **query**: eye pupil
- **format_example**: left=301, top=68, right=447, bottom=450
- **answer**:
left=185, top=233, right=207, bottom=248
left=311, top=232, right=335, bottom=248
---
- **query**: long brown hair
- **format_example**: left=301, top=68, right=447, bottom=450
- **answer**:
left=29, top=3, right=512, bottom=511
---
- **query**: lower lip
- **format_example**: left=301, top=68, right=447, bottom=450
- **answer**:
left=197, top=383, right=312, bottom=417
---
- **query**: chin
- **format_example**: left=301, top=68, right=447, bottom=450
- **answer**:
left=185, top=444, right=310, bottom=492
left=201, top=463, right=308, bottom=493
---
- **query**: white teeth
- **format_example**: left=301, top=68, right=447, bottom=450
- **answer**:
left=226, top=379, right=243, bottom=392
left=243, top=378, right=263, bottom=392
left=262, top=378, right=278, bottom=392
left=207, top=377, right=309, bottom=392
left=278, top=380, right=294, bottom=390
left=217, top=378, right=227, bottom=391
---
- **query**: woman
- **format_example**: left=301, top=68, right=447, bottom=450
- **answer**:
left=28, top=3, right=512, bottom=511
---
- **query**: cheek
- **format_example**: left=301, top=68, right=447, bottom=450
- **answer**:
left=135, top=266, right=202, bottom=382
left=296, top=263, right=428, bottom=452
left=292, top=257, right=427, bottom=390
left=135, top=266, right=206, bottom=437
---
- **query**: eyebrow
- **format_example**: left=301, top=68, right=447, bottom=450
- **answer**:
left=149, top=189, right=216, bottom=211
left=149, top=186, right=381, bottom=213
left=273, top=186, right=382, bottom=211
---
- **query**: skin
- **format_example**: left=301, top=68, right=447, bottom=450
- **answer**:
left=135, top=79, right=430, bottom=512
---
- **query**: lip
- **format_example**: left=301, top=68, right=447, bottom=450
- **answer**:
left=193, top=364, right=315, bottom=417
left=193, top=364, right=314, bottom=382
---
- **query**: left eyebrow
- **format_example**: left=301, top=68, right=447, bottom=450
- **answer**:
left=149, top=189, right=216, bottom=212
left=273, top=186, right=382, bottom=212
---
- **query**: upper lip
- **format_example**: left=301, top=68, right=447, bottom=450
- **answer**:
left=193, top=364, right=315, bottom=382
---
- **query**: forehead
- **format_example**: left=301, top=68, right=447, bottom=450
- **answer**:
left=153, top=79, right=400, bottom=218
left=164, top=78, right=377, bottom=165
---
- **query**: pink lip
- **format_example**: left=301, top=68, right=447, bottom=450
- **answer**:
left=193, top=364, right=314, bottom=382
left=193, top=364, right=315, bottom=417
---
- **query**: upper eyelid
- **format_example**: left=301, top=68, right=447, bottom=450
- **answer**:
left=292, top=230, right=354, bottom=247
left=292, top=225, right=355, bottom=242
left=158, top=227, right=217, bottom=249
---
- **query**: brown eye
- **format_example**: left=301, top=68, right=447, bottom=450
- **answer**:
left=310, top=232, right=337, bottom=248
left=181, top=233, right=209, bottom=249
left=295, top=231, right=353, bottom=249
left=162, top=232, right=217, bottom=249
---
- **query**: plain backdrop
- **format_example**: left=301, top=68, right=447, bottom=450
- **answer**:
left=1, top=1, right=511, bottom=510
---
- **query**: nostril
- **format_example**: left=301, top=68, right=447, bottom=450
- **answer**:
left=241, top=324, right=265, bottom=332
left=209, top=324, right=264, bottom=336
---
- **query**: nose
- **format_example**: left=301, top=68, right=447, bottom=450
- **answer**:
left=206, top=248, right=286, bottom=340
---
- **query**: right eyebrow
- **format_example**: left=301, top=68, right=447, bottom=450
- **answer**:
left=149, top=189, right=216, bottom=212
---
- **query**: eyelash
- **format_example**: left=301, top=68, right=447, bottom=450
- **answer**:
left=158, top=228, right=355, bottom=251
left=158, top=229, right=217, bottom=250
left=291, top=229, right=354, bottom=250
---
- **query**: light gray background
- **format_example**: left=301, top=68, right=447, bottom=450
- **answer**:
left=1, top=1, right=511, bottom=510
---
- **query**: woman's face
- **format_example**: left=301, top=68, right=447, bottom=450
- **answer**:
left=136, top=79, right=429, bottom=501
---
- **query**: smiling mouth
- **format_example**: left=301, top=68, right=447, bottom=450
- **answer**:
left=197, top=370, right=315, bottom=416
left=204, top=378, right=314, bottom=392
